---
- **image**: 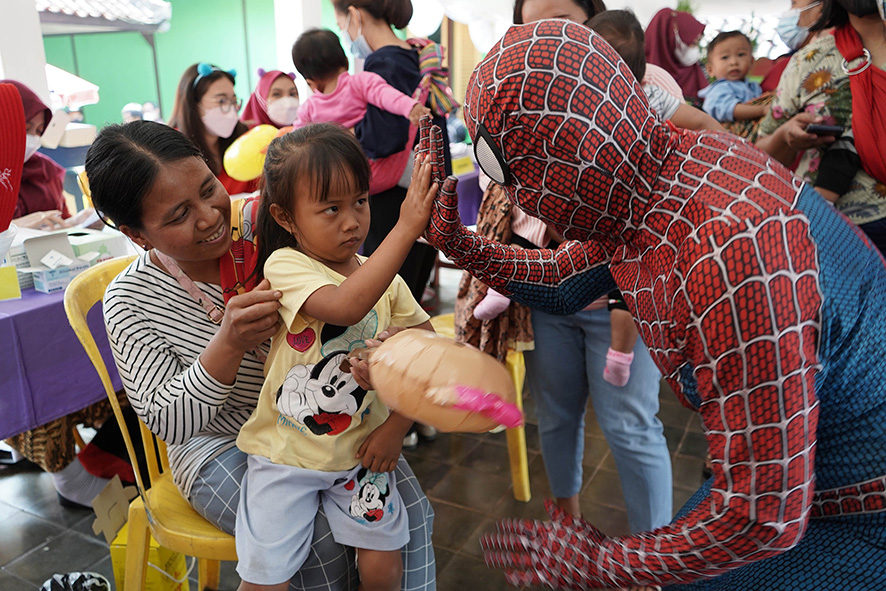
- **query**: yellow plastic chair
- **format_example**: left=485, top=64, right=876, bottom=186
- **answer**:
left=64, top=256, right=237, bottom=591
left=429, top=313, right=531, bottom=502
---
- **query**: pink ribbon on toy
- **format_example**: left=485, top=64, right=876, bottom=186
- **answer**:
left=451, top=385, right=523, bottom=428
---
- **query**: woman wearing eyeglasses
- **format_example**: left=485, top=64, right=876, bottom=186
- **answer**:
left=168, top=63, right=257, bottom=196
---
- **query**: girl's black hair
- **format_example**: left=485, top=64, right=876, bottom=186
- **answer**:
left=292, top=29, right=351, bottom=82
left=84, top=121, right=202, bottom=230
left=331, top=0, right=413, bottom=29
left=512, top=0, right=606, bottom=24
left=254, top=123, right=371, bottom=278
left=167, top=63, right=247, bottom=175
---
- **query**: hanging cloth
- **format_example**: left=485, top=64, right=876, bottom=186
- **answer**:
left=833, top=24, right=886, bottom=184
left=407, top=38, right=459, bottom=116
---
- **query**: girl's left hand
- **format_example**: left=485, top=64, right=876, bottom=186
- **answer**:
left=356, top=418, right=410, bottom=473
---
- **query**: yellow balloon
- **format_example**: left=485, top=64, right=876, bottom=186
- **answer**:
left=223, top=124, right=279, bottom=182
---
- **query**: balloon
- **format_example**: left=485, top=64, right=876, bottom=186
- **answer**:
left=223, top=124, right=278, bottom=182
left=367, top=329, right=522, bottom=432
left=409, top=0, right=445, bottom=37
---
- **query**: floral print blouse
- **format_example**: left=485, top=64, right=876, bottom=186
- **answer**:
left=757, top=33, right=886, bottom=225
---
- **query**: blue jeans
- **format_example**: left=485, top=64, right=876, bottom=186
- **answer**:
left=523, top=307, right=672, bottom=533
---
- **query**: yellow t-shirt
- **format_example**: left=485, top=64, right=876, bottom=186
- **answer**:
left=236, top=248, right=429, bottom=471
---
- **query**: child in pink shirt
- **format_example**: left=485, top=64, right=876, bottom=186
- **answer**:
left=292, top=28, right=428, bottom=130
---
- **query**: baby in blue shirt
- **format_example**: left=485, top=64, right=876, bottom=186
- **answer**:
left=701, top=31, right=769, bottom=122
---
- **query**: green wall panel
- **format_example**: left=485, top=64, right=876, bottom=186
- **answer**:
left=41, top=0, right=278, bottom=127
left=243, top=0, right=278, bottom=87
left=43, top=36, right=77, bottom=75
left=72, top=32, right=157, bottom=127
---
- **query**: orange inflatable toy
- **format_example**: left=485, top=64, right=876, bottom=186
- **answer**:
left=367, top=329, right=522, bottom=432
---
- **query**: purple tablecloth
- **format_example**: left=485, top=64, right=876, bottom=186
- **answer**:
left=455, top=168, right=482, bottom=226
left=0, top=288, right=122, bottom=440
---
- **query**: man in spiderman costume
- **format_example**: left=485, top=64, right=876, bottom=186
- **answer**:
left=418, top=20, right=886, bottom=590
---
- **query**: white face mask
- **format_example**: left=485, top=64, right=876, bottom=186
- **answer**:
left=201, top=107, right=240, bottom=138
left=24, top=134, right=41, bottom=163
left=879, top=0, right=885, bottom=20
left=674, top=32, right=701, bottom=67
left=267, top=96, right=300, bottom=127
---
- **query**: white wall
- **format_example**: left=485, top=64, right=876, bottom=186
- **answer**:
left=0, top=0, right=49, bottom=101
left=274, top=0, right=323, bottom=104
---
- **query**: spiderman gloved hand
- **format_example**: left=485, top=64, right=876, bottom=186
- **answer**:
left=481, top=499, right=615, bottom=590
left=416, top=116, right=464, bottom=244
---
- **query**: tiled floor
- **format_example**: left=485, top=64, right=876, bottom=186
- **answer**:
left=0, top=267, right=707, bottom=590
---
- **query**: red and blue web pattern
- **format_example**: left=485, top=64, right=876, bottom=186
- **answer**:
left=420, top=20, right=886, bottom=590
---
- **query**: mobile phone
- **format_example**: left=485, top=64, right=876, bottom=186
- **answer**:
left=805, top=124, right=844, bottom=136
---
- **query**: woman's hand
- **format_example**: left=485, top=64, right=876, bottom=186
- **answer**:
left=14, top=210, right=69, bottom=231
left=396, top=156, right=438, bottom=240
left=356, top=412, right=413, bottom=473
left=217, top=279, right=282, bottom=353
left=756, top=112, right=836, bottom=166
left=780, top=112, right=837, bottom=151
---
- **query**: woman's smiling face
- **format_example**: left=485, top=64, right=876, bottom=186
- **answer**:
left=122, top=156, right=233, bottom=278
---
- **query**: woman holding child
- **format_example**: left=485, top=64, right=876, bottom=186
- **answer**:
left=86, top=120, right=437, bottom=591
left=332, top=0, right=452, bottom=305
left=755, top=0, right=886, bottom=254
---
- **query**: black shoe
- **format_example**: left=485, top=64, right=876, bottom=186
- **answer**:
left=57, top=492, right=92, bottom=511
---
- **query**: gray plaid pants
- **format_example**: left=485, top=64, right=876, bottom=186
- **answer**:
left=189, top=447, right=435, bottom=590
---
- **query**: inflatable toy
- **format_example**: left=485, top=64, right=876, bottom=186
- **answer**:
left=223, top=124, right=278, bottom=181
left=366, top=328, right=522, bottom=432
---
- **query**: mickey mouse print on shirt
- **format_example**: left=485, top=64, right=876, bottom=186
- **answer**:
left=275, top=311, right=378, bottom=436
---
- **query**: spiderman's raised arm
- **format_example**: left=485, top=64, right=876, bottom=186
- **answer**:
left=424, top=174, right=616, bottom=315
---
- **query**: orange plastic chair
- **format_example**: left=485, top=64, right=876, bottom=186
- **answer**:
left=429, top=313, right=531, bottom=501
left=64, top=256, right=237, bottom=590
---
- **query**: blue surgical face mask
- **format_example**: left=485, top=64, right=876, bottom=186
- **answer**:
left=777, top=11, right=809, bottom=50
left=777, top=2, right=822, bottom=51
left=345, top=12, right=373, bottom=60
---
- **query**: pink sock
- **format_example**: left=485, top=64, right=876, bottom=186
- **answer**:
left=603, top=347, right=634, bottom=387
left=473, top=288, right=511, bottom=320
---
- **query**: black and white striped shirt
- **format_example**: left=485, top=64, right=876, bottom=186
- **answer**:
left=103, top=252, right=268, bottom=497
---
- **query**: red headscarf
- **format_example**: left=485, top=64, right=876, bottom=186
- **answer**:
left=833, top=25, right=886, bottom=185
left=0, top=80, right=69, bottom=220
left=644, top=9, right=709, bottom=99
left=240, top=70, right=296, bottom=129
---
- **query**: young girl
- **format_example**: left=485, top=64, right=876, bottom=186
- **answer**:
left=234, top=123, right=437, bottom=591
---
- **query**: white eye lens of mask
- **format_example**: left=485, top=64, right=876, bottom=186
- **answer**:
left=473, top=124, right=510, bottom=186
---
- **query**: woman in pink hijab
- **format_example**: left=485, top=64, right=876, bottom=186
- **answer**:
left=240, top=69, right=300, bottom=129
left=644, top=8, right=709, bottom=99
